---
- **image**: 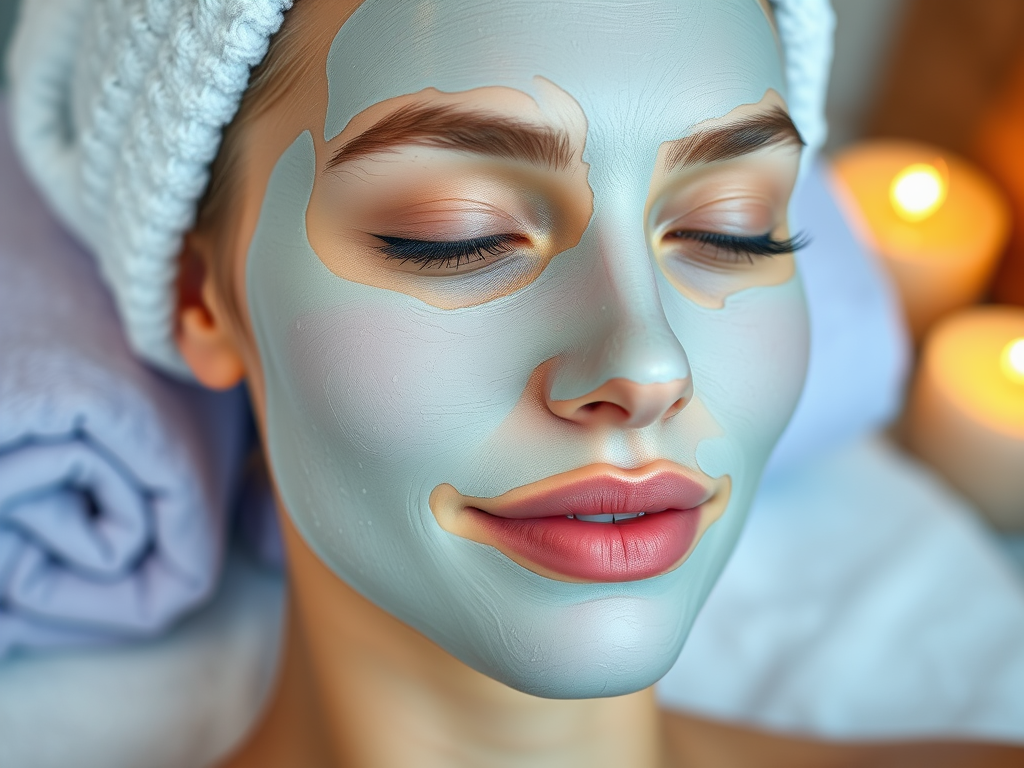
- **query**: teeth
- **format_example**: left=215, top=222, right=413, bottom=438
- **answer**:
left=570, top=512, right=648, bottom=524
left=613, top=512, right=645, bottom=522
left=575, top=513, right=614, bottom=523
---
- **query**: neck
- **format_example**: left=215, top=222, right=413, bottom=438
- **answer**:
left=231, top=514, right=667, bottom=768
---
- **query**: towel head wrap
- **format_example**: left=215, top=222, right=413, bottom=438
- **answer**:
left=5, top=0, right=834, bottom=378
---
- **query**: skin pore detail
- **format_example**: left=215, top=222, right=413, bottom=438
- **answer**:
left=244, top=0, right=809, bottom=705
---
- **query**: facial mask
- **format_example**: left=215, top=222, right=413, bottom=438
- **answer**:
left=247, top=0, right=809, bottom=698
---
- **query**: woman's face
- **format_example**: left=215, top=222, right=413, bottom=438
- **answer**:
left=239, top=0, right=808, bottom=698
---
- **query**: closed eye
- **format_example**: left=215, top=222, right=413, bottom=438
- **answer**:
left=372, top=233, right=522, bottom=270
left=665, top=230, right=809, bottom=264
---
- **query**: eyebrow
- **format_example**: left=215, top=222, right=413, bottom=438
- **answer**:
left=664, top=106, right=804, bottom=171
left=326, top=103, right=576, bottom=172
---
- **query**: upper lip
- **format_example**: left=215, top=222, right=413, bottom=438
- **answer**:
left=461, top=460, right=714, bottom=519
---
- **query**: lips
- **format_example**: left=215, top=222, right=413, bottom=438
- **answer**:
left=431, top=461, right=726, bottom=583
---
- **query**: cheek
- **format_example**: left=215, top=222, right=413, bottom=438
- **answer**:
left=283, top=296, right=562, bottom=477
left=288, top=309, right=505, bottom=461
left=660, top=268, right=810, bottom=467
left=659, top=253, right=796, bottom=310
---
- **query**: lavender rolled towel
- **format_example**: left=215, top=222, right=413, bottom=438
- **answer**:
left=0, top=100, right=247, bottom=657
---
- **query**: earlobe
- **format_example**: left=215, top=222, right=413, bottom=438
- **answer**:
left=174, top=233, right=246, bottom=390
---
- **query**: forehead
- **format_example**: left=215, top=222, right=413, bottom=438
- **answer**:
left=324, top=0, right=785, bottom=149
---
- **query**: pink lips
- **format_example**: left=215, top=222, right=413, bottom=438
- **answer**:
left=472, top=469, right=709, bottom=519
left=447, top=462, right=716, bottom=582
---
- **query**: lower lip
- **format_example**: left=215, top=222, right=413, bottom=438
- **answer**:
left=470, top=508, right=701, bottom=582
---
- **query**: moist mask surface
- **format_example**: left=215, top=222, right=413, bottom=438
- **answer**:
left=247, top=0, right=808, bottom=697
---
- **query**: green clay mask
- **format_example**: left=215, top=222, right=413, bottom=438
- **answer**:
left=247, top=0, right=809, bottom=698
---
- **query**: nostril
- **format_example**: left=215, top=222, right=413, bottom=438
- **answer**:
left=663, top=377, right=694, bottom=421
left=579, top=401, right=630, bottom=420
left=547, top=376, right=693, bottom=428
left=663, top=396, right=687, bottom=421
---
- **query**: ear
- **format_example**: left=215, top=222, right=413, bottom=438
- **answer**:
left=174, top=232, right=246, bottom=390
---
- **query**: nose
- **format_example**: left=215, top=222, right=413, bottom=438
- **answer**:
left=547, top=375, right=693, bottom=428
left=544, top=219, right=694, bottom=429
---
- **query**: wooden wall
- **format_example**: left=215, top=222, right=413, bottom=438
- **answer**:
left=866, top=0, right=1024, bottom=304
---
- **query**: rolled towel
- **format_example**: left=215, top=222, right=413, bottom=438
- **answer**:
left=0, top=99, right=248, bottom=658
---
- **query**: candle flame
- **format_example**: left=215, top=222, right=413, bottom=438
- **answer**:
left=1002, top=337, right=1024, bottom=385
left=890, top=163, right=947, bottom=222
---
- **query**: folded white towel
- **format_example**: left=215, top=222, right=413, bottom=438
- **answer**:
left=6, top=0, right=293, bottom=377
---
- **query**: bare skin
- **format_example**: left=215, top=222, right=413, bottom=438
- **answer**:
left=171, top=1, right=1024, bottom=765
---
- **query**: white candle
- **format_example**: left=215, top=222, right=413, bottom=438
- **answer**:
left=832, top=141, right=1010, bottom=341
left=905, top=306, right=1024, bottom=531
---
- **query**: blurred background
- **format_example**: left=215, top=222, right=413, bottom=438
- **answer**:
left=0, top=2, right=16, bottom=76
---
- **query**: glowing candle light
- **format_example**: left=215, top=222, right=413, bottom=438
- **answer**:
left=890, top=163, right=947, bottom=222
left=1002, top=337, right=1024, bottom=385
left=832, top=141, right=1010, bottom=341
left=905, top=307, right=1024, bottom=531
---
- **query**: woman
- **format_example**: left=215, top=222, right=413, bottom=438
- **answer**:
left=8, top=0, right=1024, bottom=764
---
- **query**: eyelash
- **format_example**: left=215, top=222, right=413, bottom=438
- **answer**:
left=372, top=230, right=809, bottom=270
left=373, top=233, right=519, bottom=270
left=667, top=230, right=810, bottom=263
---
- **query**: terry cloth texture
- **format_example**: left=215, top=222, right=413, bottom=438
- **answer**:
left=5, top=0, right=833, bottom=377
left=6, top=0, right=293, bottom=378
left=0, top=99, right=249, bottom=657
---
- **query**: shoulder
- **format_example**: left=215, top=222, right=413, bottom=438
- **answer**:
left=661, top=709, right=1024, bottom=768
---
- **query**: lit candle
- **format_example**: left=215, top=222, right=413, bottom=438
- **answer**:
left=1002, top=337, right=1024, bottom=385
left=831, top=141, right=1010, bottom=341
left=904, top=306, right=1024, bottom=531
